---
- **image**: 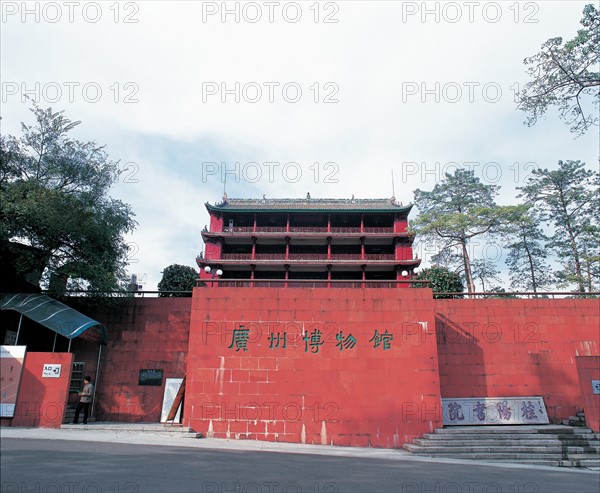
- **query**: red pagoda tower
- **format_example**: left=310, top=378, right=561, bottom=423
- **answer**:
left=197, top=196, right=420, bottom=287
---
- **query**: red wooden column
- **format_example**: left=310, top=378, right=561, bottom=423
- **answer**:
left=327, top=237, right=332, bottom=260
left=327, top=264, right=332, bottom=288
left=361, top=264, right=366, bottom=289
left=252, top=237, right=256, bottom=260
left=286, top=237, right=290, bottom=260
left=253, top=213, right=257, bottom=233
left=360, top=237, right=365, bottom=260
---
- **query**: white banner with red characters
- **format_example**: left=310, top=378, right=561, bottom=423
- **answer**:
left=442, top=396, right=549, bottom=425
left=0, top=345, right=26, bottom=417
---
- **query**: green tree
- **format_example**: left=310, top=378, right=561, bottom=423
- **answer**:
left=413, top=169, right=520, bottom=293
left=505, top=208, right=553, bottom=293
left=157, top=264, right=199, bottom=296
left=517, top=160, right=599, bottom=292
left=518, top=4, right=599, bottom=136
left=471, top=258, right=501, bottom=292
left=414, top=266, right=464, bottom=298
left=0, top=104, right=136, bottom=296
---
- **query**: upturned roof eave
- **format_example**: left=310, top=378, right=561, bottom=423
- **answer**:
left=205, top=202, right=413, bottom=214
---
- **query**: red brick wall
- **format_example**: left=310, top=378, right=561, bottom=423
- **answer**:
left=92, top=298, right=191, bottom=422
left=576, top=356, right=600, bottom=432
left=10, top=352, right=73, bottom=428
left=184, top=287, right=443, bottom=447
left=435, top=299, right=600, bottom=424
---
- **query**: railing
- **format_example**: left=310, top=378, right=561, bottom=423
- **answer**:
left=217, top=254, right=402, bottom=261
left=289, top=226, right=328, bottom=233
left=330, top=227, right=361, bottom=233
left=49, top=288, right=600, bottom=297
left=221, top=253, right=253, bottom=260
left=196, top=279, right=428, bottom=288
left=288, top=253, right=329, bottom=260
left=224, top=226, right=254, bottom=233
left=212, top=226, right=402, bottom=235
left=254, top=253, right=286, bottom=260
left=363, top=227, right=395, bottom=233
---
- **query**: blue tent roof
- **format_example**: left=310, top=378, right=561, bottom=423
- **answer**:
left=1, top=293, right=107, bottom=345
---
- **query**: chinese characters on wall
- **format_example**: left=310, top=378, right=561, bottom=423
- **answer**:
left=228, top=325, right=396, bottom=353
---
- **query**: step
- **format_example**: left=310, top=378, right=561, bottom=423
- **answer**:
left=413, top=438, right=600, bottom=449
left=402, top=450, right=600, bottom=461
left=433, top=425, right=594, bottom=434
left=60, top=423, right=203, bottom=438
left=480, top=459, right=600, bottom=468
left=421, top=432, right=600, bottom=441
left=404, top=444, right=600, bottom=454
left=422, top=432, right=600, bottom=442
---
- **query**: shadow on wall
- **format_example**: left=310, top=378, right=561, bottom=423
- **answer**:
left=530, top=351, right=580, bottom=423
left=11, top=365, right=46, bottom=427
left=435, top=313, right=487, bottom=399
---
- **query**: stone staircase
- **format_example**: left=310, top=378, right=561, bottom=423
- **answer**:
left=403, top=424, right=600, bottom=468
left=64, top=405, right=95, bottom=424
left=60, top=422, right=203, bottom=438
left=563, top=411, right=587, bottom=427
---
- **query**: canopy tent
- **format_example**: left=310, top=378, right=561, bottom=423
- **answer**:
left=1, top=293, right=107, bottom=345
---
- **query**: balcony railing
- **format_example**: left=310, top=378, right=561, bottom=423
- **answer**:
left=221, top=253, right=253, bottom=260
left=218, top=253, right=407, bottom=261
left=289, top=226, right=328, bottom=233
left=363, top=227, right=395, bottom=233
left=288, top=253, right=329, bottom=260
left=330, top=227, right=361, bottom=233
left=216, top=226, right=398, bottom=234
left=254, top=253, right=286, bottom=260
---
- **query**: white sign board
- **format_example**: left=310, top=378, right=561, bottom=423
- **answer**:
left=42, top=364, right=62, bottom=378
left=160, top=378, right=183, bottom=423
left=1, top=345, right=26, bottom=417
left=442, top=396, right=549, bottom=425
left=592, top=380, right=600, bottom=395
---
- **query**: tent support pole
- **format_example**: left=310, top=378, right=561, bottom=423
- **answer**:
left=91, top=345, right=102, bottom=421
left=15, top=313, right=23, bottom=345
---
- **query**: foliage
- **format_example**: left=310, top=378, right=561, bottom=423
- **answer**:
left=157, top=264, right=199, bottom=296
left=486, top=287, right=519, bottom=299
left=518, top=4, right=599, bottom=135
left=517, top=160, right=599, bottom=292
left=0, top=104, right=136, bottom=297
left=505, top=208, right=553, bottom=293
left=470, top=258, right=501, bottom=292
left=413, top=169, right=522, bottom=293
left=414, top=266, right=464, bottom=298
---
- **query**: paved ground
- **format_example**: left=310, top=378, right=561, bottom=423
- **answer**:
left=2, top=426, right=599, bottom=493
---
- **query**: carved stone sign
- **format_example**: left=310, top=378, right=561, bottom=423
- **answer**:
left=441, top=397, right=549, bottom=425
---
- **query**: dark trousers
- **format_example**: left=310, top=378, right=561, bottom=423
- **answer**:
left=74, top=401, right=91, bottom=424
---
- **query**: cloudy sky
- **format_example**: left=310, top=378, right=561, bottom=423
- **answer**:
left=2, top=0, right=598, bottom=290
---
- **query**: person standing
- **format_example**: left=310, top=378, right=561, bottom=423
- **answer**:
left=73, top=376, right=94, bottom=424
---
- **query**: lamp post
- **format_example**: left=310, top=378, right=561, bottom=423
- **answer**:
left=204, top=266, right=223, bottom=287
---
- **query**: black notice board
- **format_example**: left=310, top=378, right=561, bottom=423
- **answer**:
left=138, top=369, right=163, bottom=386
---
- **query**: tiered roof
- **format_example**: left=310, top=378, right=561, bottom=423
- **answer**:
left=205, top=197, right=412, bottom=213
